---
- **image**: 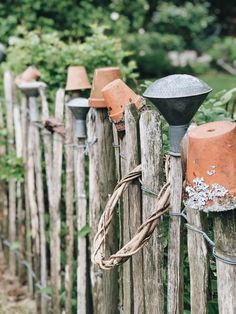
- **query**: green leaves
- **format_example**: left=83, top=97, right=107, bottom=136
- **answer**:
left=2, top=26, right=138, bottom=106
left=79, top=224, right=91, bottom=238
left=0, top=152, right=24, bottom=182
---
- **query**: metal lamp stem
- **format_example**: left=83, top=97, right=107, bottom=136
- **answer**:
left=169, top=124, right=189, bottom=156
left=29, top=96, right=39, bottom=122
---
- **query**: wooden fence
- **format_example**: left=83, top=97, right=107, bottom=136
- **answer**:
left=0, top=70, right=235, bottom=314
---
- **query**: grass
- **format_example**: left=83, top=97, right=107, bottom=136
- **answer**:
left=199, top=71, right=236, bottom=94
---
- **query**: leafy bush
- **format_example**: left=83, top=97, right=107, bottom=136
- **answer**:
left=208, top=36, right=236, bottom=65
left=150, top=2, right=215, bottom=50
left=0, top=0, right=150, bottom=44
left=2, top=26, right=137, bottom=104
left=125, top=32, right=185, bottom=77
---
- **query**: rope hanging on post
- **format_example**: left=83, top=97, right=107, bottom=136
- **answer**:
left=92, top=157, right=171, bottom=270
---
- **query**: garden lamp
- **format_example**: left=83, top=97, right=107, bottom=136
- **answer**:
left=143, top=74, right=212, bottom=155
left=67, top=98, right=89, bottom=138
left=17, top=81, right=46, bottom=122
left=65, top=66, right=91, bottom=138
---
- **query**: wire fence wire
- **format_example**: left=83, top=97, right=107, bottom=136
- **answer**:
left=0, top=234, right=52, bottom=300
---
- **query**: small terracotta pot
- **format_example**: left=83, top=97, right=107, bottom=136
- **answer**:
left=89, top=67, right=122, bottom=108
left=15, top=66, right=40, bottom=85
left=102, top=79, right=143, bottom=122
left=186, top=121, right=236, bottom=212
left=65, top=66, right=91, bottom=91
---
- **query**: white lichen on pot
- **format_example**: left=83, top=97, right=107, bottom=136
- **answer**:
left=184, top=177, right=236, bottom=212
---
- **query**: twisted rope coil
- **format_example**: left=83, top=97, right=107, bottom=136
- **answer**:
left=92, top=157, right=171, bottom=270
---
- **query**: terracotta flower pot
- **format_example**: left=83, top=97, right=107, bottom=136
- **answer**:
left=185, top=121, right=236, bottom=212
left=89, top=67, right=122, bottom=108
left=15, top=66, right=41, bottom=85
left=102, top=78, right=144, bottom=123
left=65, top=66, right=91, bottom=91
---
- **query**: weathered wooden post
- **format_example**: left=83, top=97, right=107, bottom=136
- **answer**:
left=0, top=98, right=8, bottom=254
left=185, top=121, right=236, bottom=314
left=139, top=110, right=164, bottom=313
left=16, top=72, right=48, bottom=313
left=13, top=90, right=24, bottom=280
left=21, top=94, right=34, bottom=296
left=4, top=70, right=16, bottom=276
left=88, top=67, right=121, bottom=314
left=65, top=65, right=91, bottom=314
left=143, top=74, right=212, bottom=314
left=50, top=88, right=65, bottom=314
left=102, top=78, right=145, bottom=313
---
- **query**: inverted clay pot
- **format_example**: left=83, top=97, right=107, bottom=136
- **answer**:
left=102, top=78, right=144, bottom=123
left=185, top=121, right=236, bottom=212
left=15, top=66, right=41, bottom=85
left=89, top=67, right=122, bottom=108
left=65, top=66, right=91, bottom=91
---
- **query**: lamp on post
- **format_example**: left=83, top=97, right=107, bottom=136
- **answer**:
left=143, top=74, right=212, bottom=313
left=67, top=98, right=89, bottom=139
left=17, top=71, right=46, bottom=122
left=65, top=66, right=91, bottom=139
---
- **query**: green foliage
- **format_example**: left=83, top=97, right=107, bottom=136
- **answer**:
left=125, top=32, right=185, bottom=76
left=79, top=224, right=91, bottom=238
left=2, top=26, right=137, bottom=103
left=0, top=0, right=149, bottom=44
left=208, top=36, right=236, bottom=65
left=0, top=152, right=24, bottom=182
left=195, top=88, right=236, bottom=124
left=150, top=2, right=215, bottom=50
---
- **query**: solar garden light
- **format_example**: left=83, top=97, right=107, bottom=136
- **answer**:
left=16, top=66, right=45, bottom=122
left=143, top=74, right=212, bottom=156
left=65, top=66, right=91, bottom=139
left=143, top=74, right=212, bottom=311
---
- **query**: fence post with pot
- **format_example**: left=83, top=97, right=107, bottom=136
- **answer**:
left=65, top=65, right=91, bottom=314
left=186, top=121, right=236, bottom=314
left=16, top=69, right=48, bottom=314
left=143, top=74, right=212, bottom=314
left=88, top=67, right=121, bottom=314
left=102, top=78, right=146, bottom=313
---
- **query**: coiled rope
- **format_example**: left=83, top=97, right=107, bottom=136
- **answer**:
left=92, top=156, right=171, bottom=270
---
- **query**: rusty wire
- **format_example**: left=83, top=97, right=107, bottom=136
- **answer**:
left=92, top=157, right=171, bottom=270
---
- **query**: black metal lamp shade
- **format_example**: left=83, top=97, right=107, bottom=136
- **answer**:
left=67, top=97, right=89, bottom=138
left=143, top=74, right=212, bottom=155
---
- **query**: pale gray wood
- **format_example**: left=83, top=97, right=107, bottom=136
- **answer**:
left=214, top=210, right=236, bottom=314
left=65, top=106, right=74, bottom=314
left=21, top=96, right=34, bottom=296
left=34, top=124, right=48, bottom=314
left=39, top=87, right=52, bottom=199
left=167, top=156, right=184, bottom=314
left=112, top=124, right=123, bottom=311
left=76, top=138, right=87, bottom=314
left=87, top=108, right=119, bottom=314
left=4, top=71, right=16, bottom=275
left=27, top=122, right=40, bottom=281
left=119, top=133, right=132, bottom=314
left=187, top=208, right=209, bottom=314
left=50, top=89, right=64, bottom=314
left=124, top=104, right=144, bottom=314
left=140, top=110, right=164, bottom=314
left=13, top=100, right=25, bottom=281
left=0, top=99, right=8, bottom=259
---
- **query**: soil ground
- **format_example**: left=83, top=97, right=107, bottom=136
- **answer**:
left=0, top=251, right=36, bottom=313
